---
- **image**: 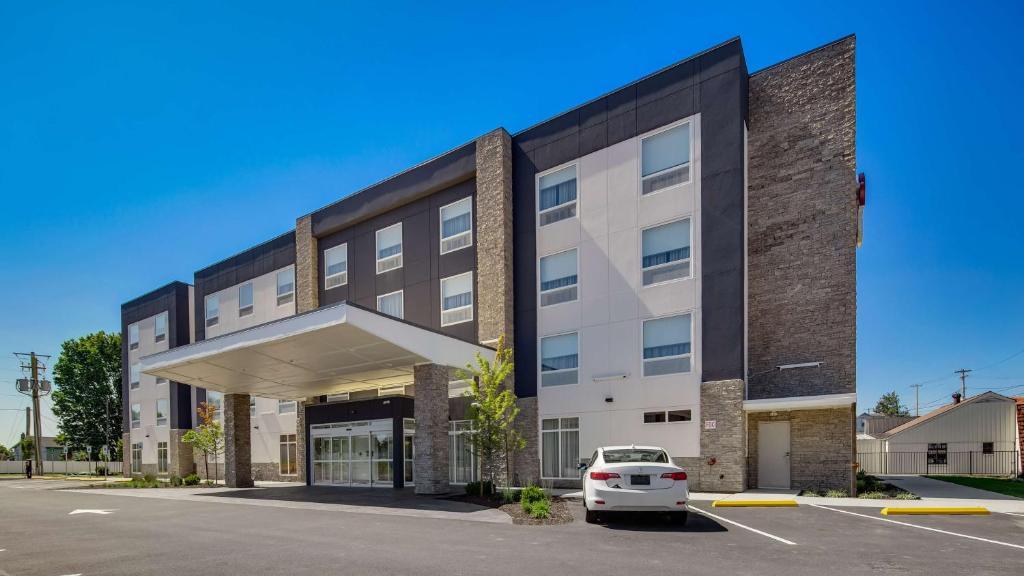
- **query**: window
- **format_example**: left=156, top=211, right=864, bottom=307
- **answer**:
left=156, top=376, right=167, bottom=385
left=540, top=333, right=578, bottom=387
left=644, top=411, right=667, bottom=423
left=377, top=290, right=404, bottom=319
left=642, top=314, right=692, bottom=376
left=205, top=294, right=219, bottom=327
left=982, top=442, right=994, bottom=455
left=440, top=272, right=474, bottom=326
left=128, top=323, right=139, bottom=350
left=154, top=312, right=167, bottom=343
left=668, top=409, right=692, bottom=422
left=276, top=268, right=295, bottom=306
left=131, top=442, right=142, bottom=474
left=538, top=165, right=577, bottom=226
left=448, top=379, right=473, bottom=399
left=324, top=244, right=348, bottom=289
left=603, top=448, right=669, bottom=463
left=157, top=442, right=168, bottom=474
left=206, top=391, right=223, bottom=421
left=130, top=403, right=141, bottom=429
left=280, top=434, right=297, bottom=475
left=440, top=197, right=473, bottom=254
left=376, top=223, right=403, bottom=273
left=642, top=219, right=691, bottom=285
left=278, top=399, right=297, bottom=414
left=641, top=122, right=691, bottom=194
left=541, top=417, right=579, bottom=479
left=927, top=443, right=948, bottom=465
left=449, top=420, right=478, bottom=484
left=645, top=409, right=692, bottom=423
left=326, top=392, right=350, bottom=402
left=130, top=362, right=141, bottom=390
left=539, top=249, right=578, bottom=306
left=238, top=282, right=254, bottom=317
left=156, top=399, right=168, bottom=426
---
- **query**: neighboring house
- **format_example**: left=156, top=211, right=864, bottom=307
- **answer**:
left=12, top=436, right=64, bottom=461
left=857, top=391, right=1020, bottom=476
left=124, top=35, right=862, bottom=493
left=1017, top=397, right=1024, bottom=473
left=862, top=414, right=915, bottom=436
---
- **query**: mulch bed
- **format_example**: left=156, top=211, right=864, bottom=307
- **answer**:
left=446, top=493, right=575, bottom=525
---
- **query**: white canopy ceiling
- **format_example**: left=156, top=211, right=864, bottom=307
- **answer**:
left=140, top=302, right=492, bottom=400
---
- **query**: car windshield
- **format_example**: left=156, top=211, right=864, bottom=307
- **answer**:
left=602, top=449, right=669, bottom=463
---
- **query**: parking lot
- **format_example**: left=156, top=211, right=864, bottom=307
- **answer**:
left=1, top=480, right=1022, bottom=575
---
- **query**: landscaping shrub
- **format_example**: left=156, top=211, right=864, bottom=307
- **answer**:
left=894, top=491, right=917, bottom=500
left=169, top=475, right=183, bottom=487
left=525, top=499, right=551, bottom=519
left=858, top=491, right=887, bottom=499
left=520, top=485, right=547, bottom=505
left=95, top=465, right=108, bottom=476
left=465, top=480, right=494, bottom=496
left=143, top=473, right=157, bottom=484
left=183, top=473, right=201, bottom=486
left=501, top=487, right=520, bottom=504
left=823, top=489, right=848, bottom=498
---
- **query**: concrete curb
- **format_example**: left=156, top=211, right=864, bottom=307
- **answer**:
left=880, top=507, right=990, bottom=516
left=712, top=500, right=798, bottom=508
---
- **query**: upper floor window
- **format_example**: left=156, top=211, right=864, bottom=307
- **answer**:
left=128, top=324, right=139, bottom=350
left=154, top=312, right=167, bottom=343
left=130, top=362, right=141, bottom=390
left=205, top=295, right=219, bottom=327
left=540, top=332, right=579, bottom=387
left=440, top=197, right=473, bottom=254
left=440, top=272, right=473, bottom=326
left=539, top=249, right=578, bottom=307
left=276, top=268, right=295, bottom=306
left=641, top=122, right=691, bottom=195
left=238, top=282, right=254, bottom=317
left=538, top=165, right=577, bottom=227
left=642, top=218, right=691, bottom=286
left=156, top=398, right=168, bottom=426
left=130, top=403, right=141, bottom=429
left=377, top=290, right=404, bottom=319
left=376, top=223, right=403, bottom=273
left=324, top=244, right=348, bottom=289
left=278, top=399, right=297, bottom=414
left=642, top=314, right=692, bottom=377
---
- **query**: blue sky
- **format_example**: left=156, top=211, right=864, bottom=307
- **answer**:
left=1, top=1, right=1022, bottom=447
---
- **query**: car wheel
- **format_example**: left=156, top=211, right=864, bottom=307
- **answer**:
left=670, top=511, right=688, bottom=525
left=585, top=509, right=600, bottom=524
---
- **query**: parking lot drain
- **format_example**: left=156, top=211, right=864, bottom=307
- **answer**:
left=712, top=500, right=798, bottom=508
left=880, top=507, right=989, bottom=516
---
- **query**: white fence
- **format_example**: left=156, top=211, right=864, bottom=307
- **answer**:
left=0, top=460, right=123, bottom=475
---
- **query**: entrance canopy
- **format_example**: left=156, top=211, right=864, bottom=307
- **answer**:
left=140, top=302, right=492, bottom=400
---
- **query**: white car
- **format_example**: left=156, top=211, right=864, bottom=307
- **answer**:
left=582, top=445, right=689, bottom=524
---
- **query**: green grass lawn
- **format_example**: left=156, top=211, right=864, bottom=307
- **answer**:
left=925, top=475, right=1024, bottom=499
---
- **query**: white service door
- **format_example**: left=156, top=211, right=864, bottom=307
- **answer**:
left=758, top=421, right=791, bottom=489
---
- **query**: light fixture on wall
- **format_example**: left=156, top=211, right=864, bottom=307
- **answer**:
left=776, top=362, right=822, bottom=370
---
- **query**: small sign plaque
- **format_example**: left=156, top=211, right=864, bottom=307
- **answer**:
left=704, top=420, right=717, bottom=430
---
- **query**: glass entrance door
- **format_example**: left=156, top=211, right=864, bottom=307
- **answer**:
left=350, top=433, right=371, bottom=485
left=310, top=418, right=401, bottom=487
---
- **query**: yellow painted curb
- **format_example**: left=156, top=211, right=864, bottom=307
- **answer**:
left=712, top=500, right=799, bottom=508
left=880, top=507, right=990, bottom=516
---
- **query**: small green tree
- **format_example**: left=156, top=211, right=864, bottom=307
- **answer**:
left=0, top=443, right=12, bottom=461
left=462, top=336, right=524, bottom=494
left=182, top=402, right=223, bottom=483
left=874, top=391, right=909, bottom=416
left=18, top=434, right=33, bottom=461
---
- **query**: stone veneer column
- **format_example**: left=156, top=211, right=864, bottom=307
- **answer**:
left=474, top=128, right=514, bottom=347
left=295, top=397, right=316, bottom=484
left=122, top=431, right=131, bottom=477
left=698, top=379, right=746, bottom=493
left=169, top=429, right=194, bottom=478
left=223, top=393, right=253, bottom=488
left=413, top=364, right=449, bottom=494
left=295, top=214, right=319, bottom=314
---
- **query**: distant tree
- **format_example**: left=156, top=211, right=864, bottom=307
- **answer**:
left=0, top=443, right=11, bottom=461
left=183, top=402, right=223, bottom=484
left=51, top=331, right=122, bottom=457
left=462, top=336, right=524, bottom=493
left=18, top=434, right=33, bottom=461
left=874, top=391, right=909, bottom=417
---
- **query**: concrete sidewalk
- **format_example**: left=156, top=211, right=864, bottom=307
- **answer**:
left=879, top=475, right=1022, bottom=500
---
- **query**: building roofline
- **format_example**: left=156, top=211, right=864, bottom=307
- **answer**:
left=121, top=281, right=191, bottom=310
left=193, top=229, right=296, bottom=279
left=749, top=33, right=855, bottom=76
left=882, top=391, right=1015, bottom=438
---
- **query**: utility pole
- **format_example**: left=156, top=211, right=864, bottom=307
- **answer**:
left=14, top=352, right=52, bottom=473
left=954, top=368, right=972, bottom=400
left=910, top=383, right=923, bottom=417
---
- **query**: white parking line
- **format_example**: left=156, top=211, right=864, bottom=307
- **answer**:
left=689, top=505, right=797, bottom=545
left=808, top=504, right=1024, bottom=551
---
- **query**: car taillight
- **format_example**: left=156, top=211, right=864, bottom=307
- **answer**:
left=590, top=471, right=621, bottom=481
left=661, top=472, right=688, bottom=481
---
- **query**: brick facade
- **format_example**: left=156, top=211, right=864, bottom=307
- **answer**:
left=223, top=393, right=254, bottom=488
left=413, top=363, right=450, bottom=494
left=169, top=429, right=194, bottom=478
left=698, top=380, right=746, bottom=492
left=747, top=406, right=856, bottom=492
left=747, top=36, right=857, bottom=400
left=295, top=214, right=318, bottom=314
